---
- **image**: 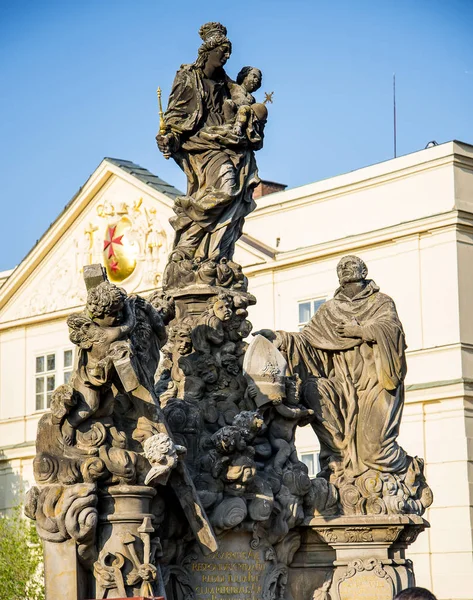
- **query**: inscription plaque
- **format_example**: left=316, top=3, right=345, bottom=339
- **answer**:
left=188, top=532, right=272, bottom=600
left=339, top=571, right=392, bottom=600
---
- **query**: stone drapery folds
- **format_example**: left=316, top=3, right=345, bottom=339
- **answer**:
left=265, top=257, right=433, bottom=517
left=157, top=22, right=267, bottom=291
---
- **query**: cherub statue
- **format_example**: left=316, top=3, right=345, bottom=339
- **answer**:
left=228, top=261, right=248, bottom=291
left=50, top=383, right=77, bottom=423
left=266, top=376, right=315, bottom=475
left=64, top=282, right=136, bottom=445
left=209, top=426, right=256, bottom=496
left=148, top=290, right=176, bottom=325
left=233, top=410, right=271, bottom=462
left=208, top=353, right=246, bottom=423
left=191, top=292, right=233, bottom=353
left=164, top=319, right=194, bottom=382
left=195, top=354, right=219, bottom=388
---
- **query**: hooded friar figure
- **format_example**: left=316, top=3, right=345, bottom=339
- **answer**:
left=256, top=255, right=410, bottom=480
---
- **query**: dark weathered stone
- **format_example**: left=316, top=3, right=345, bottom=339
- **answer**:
left=185, top=531, right=291, bottom=600
left=254, top=255, right=433, bottom=519
left=26, top=268, right=217, bottom=598
left=83, top=263, right=107, bottom=290
left=156, top=22, right=269, bottom=291
left=155, top=289, right=313, bottom=548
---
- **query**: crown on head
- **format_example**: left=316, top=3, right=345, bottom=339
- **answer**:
left=199, top=22, right=227, bottom=42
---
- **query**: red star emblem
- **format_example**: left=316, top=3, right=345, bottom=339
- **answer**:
left=103, top=225, right=124, bottom=259
left=109, top=259, right=119, bottom=272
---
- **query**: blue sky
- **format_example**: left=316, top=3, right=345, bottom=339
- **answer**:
left=1, top=0, right=472, bottom=271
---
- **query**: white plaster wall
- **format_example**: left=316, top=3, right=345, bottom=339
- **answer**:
left=457, top=228, right=473, bottom=381
left=246, top=147, right=456, bottom=253
left=0, top=327, right=26, bottom=421
left=454, top=144, right=473, bottom=214
left=398, top=393, right=473, bottom=598
left=0, top=456, right=34, bottom=510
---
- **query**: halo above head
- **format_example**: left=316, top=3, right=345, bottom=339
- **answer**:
left=199, top=22, right=227, bottom=42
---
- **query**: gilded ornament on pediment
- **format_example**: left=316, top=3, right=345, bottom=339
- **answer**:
left=97, top=199, right=115, bottom=218
left=116, top=202, right=129, bottom=215
left=103, top=216, right=138, bottom=283
left=84, top=222, right=98, bottom=247
left=132, top=197, right=143, bottom=213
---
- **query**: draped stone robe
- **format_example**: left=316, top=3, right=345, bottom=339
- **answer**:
left=164, top=64, right=260, bottom=261
left=277, top=280, right=408, bottom=477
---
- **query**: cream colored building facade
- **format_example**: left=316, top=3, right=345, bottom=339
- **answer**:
left=1, top=142, right=473, bottom=599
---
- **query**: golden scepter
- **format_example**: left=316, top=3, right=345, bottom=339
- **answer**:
left=157, top=87, right=171, bottom=159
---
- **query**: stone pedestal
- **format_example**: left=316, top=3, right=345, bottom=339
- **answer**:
left=289, top=525, right=336, bottom=600
left=302, top=515, right=427, bottom=600
left=170, top=285, right=221, bottom=320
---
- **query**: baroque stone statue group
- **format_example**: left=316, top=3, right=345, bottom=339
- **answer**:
left=26, top=22, right=433, bottom=600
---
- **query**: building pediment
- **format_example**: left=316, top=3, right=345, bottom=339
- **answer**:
left=0, top=158, right=274, bottom=328
left=0, top=159, right=178, bottom=327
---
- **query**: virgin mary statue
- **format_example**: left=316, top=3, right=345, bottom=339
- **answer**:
left=156, top=22, right=264, bottom=273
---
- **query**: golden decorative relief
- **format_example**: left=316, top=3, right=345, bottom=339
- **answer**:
left=74, top=197, right=168, bottom=286
left=103, top=217, right=138, bottom=283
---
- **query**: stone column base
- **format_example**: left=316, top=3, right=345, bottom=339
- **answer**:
left=305, top=514, right=428, bottom=600
left=44, top=537, right=88, bottom=600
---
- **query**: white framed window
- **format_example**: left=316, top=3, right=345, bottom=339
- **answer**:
left=35, top=353, right=56, bottom=411
left=298, top=298, right=325, bottom=330
left=63, top=349, right=74, bottom=384
left=299, top=451, right=320, bottom=478
left=35, top=348, right=75, bottom=411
